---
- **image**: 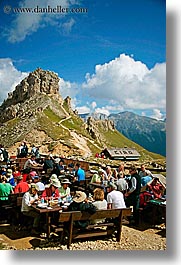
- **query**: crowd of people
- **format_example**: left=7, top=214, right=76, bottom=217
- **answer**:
left=0, top=146, right=166, bottom=235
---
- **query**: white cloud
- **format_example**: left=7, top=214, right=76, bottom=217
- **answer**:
left=0, top=58, right=28, bottom=104
left=82, top=54, right=166, bottom=112
left=59, top=78, right=79, bottom=99
left=95, top=107, right=110, bottom=116
left=5, top=0, right=79, bottom=43
left=151, top=109, right=164, bottom=120
left=93, top=104, right=124, bottom=116
left=76, top=105, right=90, bottom=114
left=62, top=18, right=75, bottom=35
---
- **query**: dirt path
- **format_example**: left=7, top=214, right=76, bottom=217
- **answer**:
left=0, top=223, right=166, bottom=250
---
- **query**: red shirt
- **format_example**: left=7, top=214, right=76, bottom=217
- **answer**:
left=13, top=171, right=21, bottom=179
left=14, top=181, right=29, bottom=194
left=41, top=187, right=59, bottom=199
left=148, top=183, right=163, bottom=199
left=22, top=173, right=29, bottom=182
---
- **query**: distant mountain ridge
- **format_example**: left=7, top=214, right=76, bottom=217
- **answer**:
left=80, top=111, right=166, bottom=156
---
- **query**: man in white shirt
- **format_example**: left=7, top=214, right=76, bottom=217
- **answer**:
left=24, top=155, right=42, bottom=171
left=107, top=182, right=126, bottom=209
left=21, top=183, right=41, bottom=235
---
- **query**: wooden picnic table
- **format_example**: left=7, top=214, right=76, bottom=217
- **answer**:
left=31, top=203, right=63, bottom=238
left=32, top=203, right=132, bottom=247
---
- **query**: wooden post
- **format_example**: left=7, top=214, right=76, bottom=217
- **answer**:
left=67, top=213, right=74, bottom=249
left=116, top=210, right=123, bottom=242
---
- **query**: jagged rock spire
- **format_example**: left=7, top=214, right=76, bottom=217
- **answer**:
left=0, top=68, right=62, bottom=122
left=1, top=68, right=60, bottom=108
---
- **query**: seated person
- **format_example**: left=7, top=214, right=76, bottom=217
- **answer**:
left=22, top=170, right=37, bottom=182
left=59, top=179, right=71, bottom=200
left=92, top=188, right=107, bottom=224
left=0, top=166, right=7, bottom=176
left=14, top=175, right=29, bottom=194
left=24, top=155, right=42, bottom=173
left=141, top=173, right=152, bottom=187
left=93, top=188, right=107, bottom=209
left=107, top=182, right=126, bottom=209
left=0, top=176, right=14, bottom=202
left=147, top=177, right=165, bottom=199
left=67, top=191, right=96, bottom=228
left=49, top=173, right=59, bottom=183
left=139, top=191, right=153, bottom=208
left=117, top=162, right=126, bottom=178
left=17, top=142, right=28, bottom=158
left=74, top=163, right=85, bottom=182
left=12, top=165, right=21, bottom=180
left=100, top=165, right=108, bottom=180
left=41, top=180, right=60, bottom=200
left=43, top=154, right=54, bottom=174
left=21, top=183, right=40, bottom=235
left=32, top=175, right=45, bottom=192
left=91, top=169, right=104, bottom=184
left=6, top=168, right=16, bottom=187
left=66, top=163, right=75, bottom=175
left=53, top=159, right=65, bottom=176
left=139, top=164, right=153, bottom=178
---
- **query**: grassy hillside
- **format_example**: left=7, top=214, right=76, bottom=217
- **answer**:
left=0, top=95, right=165, bottom=162
left=98, top=126, right=164, bottom=162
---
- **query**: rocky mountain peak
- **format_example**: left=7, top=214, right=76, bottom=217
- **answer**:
left=5, top=68, right=59, bottom=106
left=0, top=68, right=62, bottom=123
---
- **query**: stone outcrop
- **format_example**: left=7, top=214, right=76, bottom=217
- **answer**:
left=0, top=68, right=62, bottom=123
left=64, top=96, right=74, bottom=115
left=86, top=116, right=115, bottom=144
left=7, top=68, right=59, bottom=104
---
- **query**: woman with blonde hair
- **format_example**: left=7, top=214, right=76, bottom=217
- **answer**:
left=93, top=188, right=107, bottom=209
left=92, top=188, right=107, bottom=224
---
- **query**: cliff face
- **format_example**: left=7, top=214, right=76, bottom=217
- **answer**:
left=0, top=68, right=62, bottom=123
left=86, top=116, right=115, bottom=145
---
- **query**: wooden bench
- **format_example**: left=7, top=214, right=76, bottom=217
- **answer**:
left=55, top=207, right=132, bottom=249
left=0, top=193, right=24, bottom=225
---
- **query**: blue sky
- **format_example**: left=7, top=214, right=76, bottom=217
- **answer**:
left=0, top=0, right=166, bottom=119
